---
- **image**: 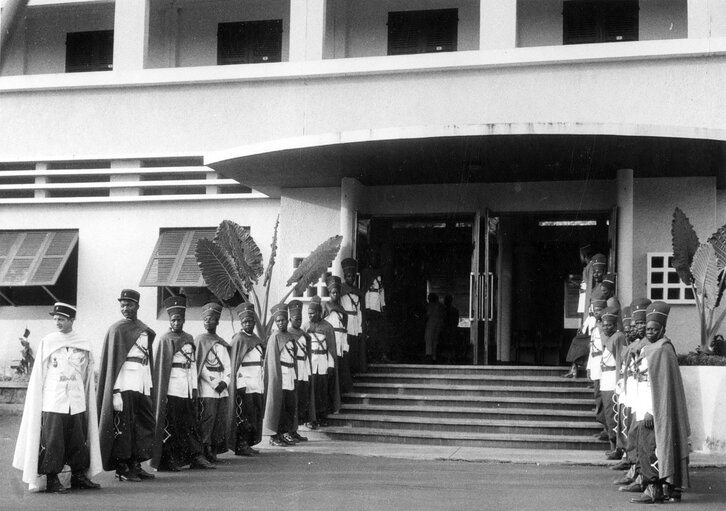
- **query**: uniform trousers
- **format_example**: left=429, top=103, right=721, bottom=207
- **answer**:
left=277, top=390, right=296, bottom=435
left=112, top=390, right=154, bottom=467
left=600, top=389, right=618, bottom=447
left=38, top=411, right=90, bottom=475
left=625, top=413, right=641, bottom=465
left=311, top=374, right=328, bottom=420
left=198, top=397, right=228, bottom=454
left=296, top=380, right=310, bottom=425
left=347, top=334, right=367, bottom=375
left=161, top=396, right=203, bottom=467
left=235, top=391, right=262, bottom=447
left=593, top=380, right=606, bottom=429
left=634, top=421, right=659, bottom=484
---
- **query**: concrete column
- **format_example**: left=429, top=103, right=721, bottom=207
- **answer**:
left=109, top=160, right=141, bottom=197
left=289, top=0, right=327, bottom=62
left=496, top=224, right=513, bottom=362
left=334, top=177, right=363, bottom=275
left=687, top=0, right=711, bottom=39
left=113, top=0, right=150, bottom=71
left=616, top=168, right=634, bottom=307
left=0, top=0, right=29, bottom=70
left=479, top=0, right=517, bottom=50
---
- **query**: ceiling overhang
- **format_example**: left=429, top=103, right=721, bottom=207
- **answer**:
left=205, top=123, right=726, bottom=198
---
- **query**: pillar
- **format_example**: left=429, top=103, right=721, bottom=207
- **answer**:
left=617, top=168, right=634, bottom=307
left=289, top=0, right=326, bottom=62
left=687, top=0, right=710, bottom=39
left=113, top=0, right=150, bottom=71
left=479, top=0, right=516, bottom=51
left=0, top=0, right=29, bottom=71
left=334, top=177, right=363, bottom=275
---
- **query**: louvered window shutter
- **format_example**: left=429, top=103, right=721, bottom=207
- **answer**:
left=140, top=228, right=216, bottom=287
left=388, top=9, right=458, bottom=56
left=218, top=20, right=283, bottom=65
left=66, top=30, right=114, bottom=72
left=0, top=231, right=79, bottom=286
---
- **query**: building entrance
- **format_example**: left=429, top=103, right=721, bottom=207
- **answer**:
left=481, top=211, right=612, bottom=366
left=356, top=215, right=473, bottom=364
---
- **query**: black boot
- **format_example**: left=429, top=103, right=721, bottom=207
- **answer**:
left=70, top=471, right=101, bottom=490
left=45, top=473, right=67, bottom=494
left=133, top=461, right=156, bottom=480
left=116, top=462, right=142, bottom=482
left=204, top=445, right=218, bottom=463
left=630, top=483, right=664, bottom=504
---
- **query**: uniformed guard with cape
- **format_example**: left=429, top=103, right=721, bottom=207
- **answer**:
left=341, top=257, right=367, bottom=374
left=97, top=289, right=157, bottom=481
left=288, top=299, right=315, bottom=435
left=305, top=296, right=340, bottom=427
left=13, top=303, right=102, bottom=493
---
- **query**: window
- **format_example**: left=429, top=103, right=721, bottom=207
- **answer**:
left=291, top=255, right=332, bottom=300
left=647, top=252, right=694, bottom=304
left=65, top=30, right=114, bottom=72
left=563, top=1, right=638, bottom=45
left=217, top=20, right=283, bottom=65
left=0, top=230, right=79, bottom=306
left=387, top=9, right=458, bottom=56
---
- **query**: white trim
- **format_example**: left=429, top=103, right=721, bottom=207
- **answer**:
left=0, top=193, right=269, bottom=204
left=0, top=178, right=238, bottom=190
left=0, top=166, right=211, bottom=177
left=3, top=38, right=726, bottom=93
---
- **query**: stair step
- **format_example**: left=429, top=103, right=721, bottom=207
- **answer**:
left=343, top=393, right=594, bottom=411
left=339, top=403, right=595, bottom=421
left=352, top=382, right=593, bottom=398
left=365, top=364, right=572, bottom=377
left=326, top=414, right=602, bottom=436
left=322, top=426, right=608, bottom=450
left=355, top=373, right=591, bottom=387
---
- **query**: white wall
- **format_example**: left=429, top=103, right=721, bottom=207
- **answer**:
left=0, top=197, right=280, bottom=372
left=633, top=176, right=718, bottom=354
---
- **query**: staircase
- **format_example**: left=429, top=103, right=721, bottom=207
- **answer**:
left=324, top=364, right=608, bottom=450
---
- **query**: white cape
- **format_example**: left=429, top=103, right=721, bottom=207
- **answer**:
left=12, top=330, right=102, bottom=492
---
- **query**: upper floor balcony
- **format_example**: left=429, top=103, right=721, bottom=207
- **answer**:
left=1, top=0, right=724, bottom=87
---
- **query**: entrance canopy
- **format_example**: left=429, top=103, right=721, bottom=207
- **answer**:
left=206, top=124, right=725, bottom=197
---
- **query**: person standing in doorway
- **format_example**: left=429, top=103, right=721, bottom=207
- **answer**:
left=425, top=293, right=446, bottom=363
left=14, top=303, right=102, bottom=493
left=341, top=258, right=366, bottom=374
left=97, top=289, right=156, bottom=482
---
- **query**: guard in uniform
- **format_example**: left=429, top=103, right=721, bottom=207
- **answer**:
left=228, top=302, right=265, bottom=456
left=324, top=275, right=352, bottom=394
left=151, top=296, right=214, bottom=471
left=263, top=303, right=300, bottom=446
left=599, top=306, right=627, bottom=460
left=630, top=301, right=690, bottom=504
left=97, top=289, right=157, bottom=482
left=288, top=300, right=313, bottom=436
left=195, top=302, right=231, bottom=463
left=341, top=258, right=366, bottom=374
left=13, top=303, right=101, bottom=493
left=306, top=296, right=340, bottom=427
left=585, top=291, right=608, bottom=441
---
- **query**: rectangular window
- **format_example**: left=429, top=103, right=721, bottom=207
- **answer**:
left=646, top=252, right=694, bottom=304
left=65, top=30, right=114, bottom=72
left=217, top=20, right=283, bottom=65
left=0, top=230, right=79, bottom=306
left=563, top=0, right=638, bottom=45
left=387, top=9, right=458, bottom=56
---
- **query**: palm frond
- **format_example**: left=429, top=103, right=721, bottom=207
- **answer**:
left=671, top=207, right=699, bottom=286
left=263, top=216, right=279, bottom=288
left=195, top=238, right=244, bottom=301
left=692, top=243, right=720, bottom=311
left=286, top=235, right=342, bottom=294
left=213, top=220, right=263, bottom=290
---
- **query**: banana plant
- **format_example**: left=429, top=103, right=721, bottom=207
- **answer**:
left=195, top=217, right=342, bottom=337
left=671, top=207, right=726, bottom=351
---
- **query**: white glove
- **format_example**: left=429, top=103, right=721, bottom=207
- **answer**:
left=113, top=392, right=123, bottom=412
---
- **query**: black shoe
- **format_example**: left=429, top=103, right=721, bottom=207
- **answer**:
left=304, top=422, right=318, bottom=430
left=116, top=465, right=142, bottom=482
left=133, top=462, right=156, bottom=480
left=619, top=481, right=644, bottom=493
left=70, top=472, right=101, bottom=490
left=630, top=485, right=664, bottom=504
left=235, top=443, right=257, bottom=456
left=592, top=431, right=608, bottom=441
left=269, top=435, right=287, bottom=447
left=45, top=474, right=68, bottom=494
left=611, top=460, right=631, bottom=471
left=605, top=449, right=623, bottom=460
left=613, top=476, right=635, bottom=486
left=190, top=455, right=216, bottom=470
left=282, top=433, right=299, bottom=445
left=291, top=431, right=308, bottom=442
left=157, top=460, right=181, bottom=472
left=204, top=447, right=218, bottom=464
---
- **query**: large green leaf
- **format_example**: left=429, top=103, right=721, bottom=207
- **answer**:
left=691, top=243, right=720, bottom=311
left=671, top=207, right=699, bottom=285
left=708, top=223, right=726, bottom=268
left=195, top=238, right=243, bottom=301
left=213, top=220, right=263, bottom=290
left=286, top=235, right=342, bottom=294
left=262, top=216, right=279, bottom=288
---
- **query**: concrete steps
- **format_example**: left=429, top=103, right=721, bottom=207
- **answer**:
left=329, top=364, right=606, bottom=450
